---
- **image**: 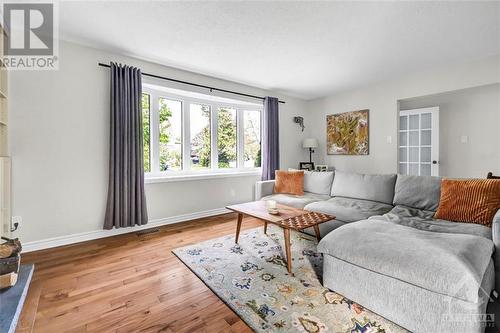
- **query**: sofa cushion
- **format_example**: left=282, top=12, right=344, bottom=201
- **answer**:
left=393, top=174, right=441, bottom=211
left=304, top=197, right=393, bottom=223
left=303, top=171, right=334, bottom=195
left=318, top=219, right=494, bottom=303
left=331, top=170, right=396, bottom=204
left=261, top=192, right=330, bottom=209
left=434, top=178, right=500, bottom=227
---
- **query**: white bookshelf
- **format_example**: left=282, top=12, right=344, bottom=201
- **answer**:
left=0, top=24, right=10, bottom=238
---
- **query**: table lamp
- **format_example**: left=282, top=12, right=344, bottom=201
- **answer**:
left=302, top=138, right=318, bottom=163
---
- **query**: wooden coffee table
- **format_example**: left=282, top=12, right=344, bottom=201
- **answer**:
left=226, top=201, right=335, bottom=274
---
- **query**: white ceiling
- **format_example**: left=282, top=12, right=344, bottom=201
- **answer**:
left=59, top=1, right=500, bottom=100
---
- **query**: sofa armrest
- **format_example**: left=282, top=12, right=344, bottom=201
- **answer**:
left=255, top=180, right=275, bottom=200
left=493, top=209, right=500, bottom=291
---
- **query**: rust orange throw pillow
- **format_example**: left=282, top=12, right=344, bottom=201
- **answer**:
left=434, top=179, right=500, bottom=227
left=274, top=170, right=304, bottom=196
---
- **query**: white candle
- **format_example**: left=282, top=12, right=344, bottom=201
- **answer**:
left=267, top=200, right=277, bottom=209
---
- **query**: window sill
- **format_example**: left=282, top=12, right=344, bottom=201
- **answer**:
left=145, top=169, right=262, bottom=184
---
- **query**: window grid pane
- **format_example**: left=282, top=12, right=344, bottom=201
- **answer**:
left=190, top=104, right=211, bottom=170
left=243, top=110, right=261, bottom=168
left=409, top=114, right=419, bottom=130
left=409, top=131, right=419, bottom=146
left=399, top=131, right=407, bottom=146
left=217, top=107, right=237, bottom=169
left=421, top=130, right=432, bottom=146
left=159, top=98, right=182, bottom=171
left=399, top=163, right=407, bottom=175
left=400, top=115, right=408, bottom=130
left=421, top=113, right=432, bottom=129
left=409, top=163, right=419, bottom=175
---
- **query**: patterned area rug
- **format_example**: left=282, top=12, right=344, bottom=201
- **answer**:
left=173, top=225, right=408, bottom=333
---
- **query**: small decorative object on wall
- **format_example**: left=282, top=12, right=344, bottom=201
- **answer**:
left=299, top=162, right=314, bottom=171
left=327, top=109, right=369, bottom=155
left=315, top=165, right=328, bottom=172
left=293, top=116, right=305, bottom=132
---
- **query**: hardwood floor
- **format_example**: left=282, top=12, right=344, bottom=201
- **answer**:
left=17, top=213, right=262, bottom=333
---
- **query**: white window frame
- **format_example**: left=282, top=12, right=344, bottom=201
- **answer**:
left=142, top=86, right=263, bottom=182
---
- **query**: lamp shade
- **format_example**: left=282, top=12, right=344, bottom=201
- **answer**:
left=302, top=138, right=318, bottom=148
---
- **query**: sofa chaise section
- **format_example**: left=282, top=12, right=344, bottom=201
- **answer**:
left=318, top=174, right=498, bottom=333
left=319, top=219, right=495, bottom=333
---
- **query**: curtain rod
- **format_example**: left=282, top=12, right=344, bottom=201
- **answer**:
left=98, top=63, right=285, bottom=104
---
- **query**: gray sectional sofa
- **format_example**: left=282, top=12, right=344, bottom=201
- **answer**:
left=255, top=170, right=500, bottom=333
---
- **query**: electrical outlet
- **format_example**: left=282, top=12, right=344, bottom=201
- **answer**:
left=11, top=216, right=22, bottom=232
left=460, top=135, right=468, bottom=144
left=386, top=136, right=393, bottom=144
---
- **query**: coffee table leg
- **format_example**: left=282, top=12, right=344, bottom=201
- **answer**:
left=235, top=213, right=243, bottom=243
left=283, top=228, right=292, bottom=274
left=313, top=225, right=321, bottom=242
left=264, top=221, right=268, bottom=235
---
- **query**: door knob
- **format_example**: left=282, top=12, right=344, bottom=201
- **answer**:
left=432, top=161, right=438, bottom=164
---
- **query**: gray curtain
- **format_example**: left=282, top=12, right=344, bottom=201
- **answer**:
left=262, top=97, right=280, bottom=180
left=104, top=63, right=148, bottom=229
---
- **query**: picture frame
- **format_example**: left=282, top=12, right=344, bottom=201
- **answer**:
left=299, top=162, right=314, bottom=171
left=327, top=109, right=369, bottom=155
left=315, top=165, right=328, bottom=172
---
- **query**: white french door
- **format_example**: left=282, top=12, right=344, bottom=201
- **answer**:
left=398, top=107, right=439, bottom=176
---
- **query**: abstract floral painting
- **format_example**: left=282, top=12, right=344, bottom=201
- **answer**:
left=327, top=110, right=369, bottom=155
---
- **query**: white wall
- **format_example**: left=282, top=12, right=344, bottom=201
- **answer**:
left=399, top=83, right=500, bottom=178
left=308, top=55, right=500, bottom=175
left=10, top=41, right=309, bottom=244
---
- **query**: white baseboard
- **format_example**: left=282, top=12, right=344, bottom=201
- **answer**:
left=22, top=207, right=231, bottom=253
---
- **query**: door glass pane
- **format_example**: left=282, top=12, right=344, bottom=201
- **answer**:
left=421, top=113, right=432, bottom=129
left=217, top=107, right=237, bottom=168
left=159, top=98, right=182, bottom=171
left=421, top=147, right=431, bottom=162
left=409, top=147, right=419, bottom=162
left=421, top=164, right=431, bottom=176
left=142, top=93, right=151, bottom=173
left=421, top=130, right=431, bottom=145
left=409, top=131, right=419, bottom=146
left=399, top=132, right=407, bottom=146
left=399, top=163, right=407, bottom=175
left=399, top=148, right=407, bottom=162
left=400, top=116, right=408, bottom=130
left=409, top=163, right=419, bottom=175
left=190, top=104, right=211, bottom=170
left=409, top=114, right=419, bottom=130
left=243, top=110, right=261, bottom=168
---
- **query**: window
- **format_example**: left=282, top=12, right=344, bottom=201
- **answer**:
left=142, top=84, right=262, bottom=178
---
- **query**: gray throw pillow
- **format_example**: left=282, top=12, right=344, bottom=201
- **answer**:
left=288, top=169, right=334, bottom=195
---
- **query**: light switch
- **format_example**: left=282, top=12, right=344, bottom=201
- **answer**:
left=386, top=136, right=393, bottom=144
left=460, top=135, right=468, bottom=144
